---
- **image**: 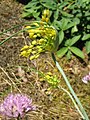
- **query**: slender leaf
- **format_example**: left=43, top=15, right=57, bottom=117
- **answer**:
left=54, top=9, right=59, bottom=20
left=59, top=30, right=64, bottom=44
left=85, top=41, right=90, bottom=54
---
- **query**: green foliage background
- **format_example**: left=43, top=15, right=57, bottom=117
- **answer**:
left=22, top=0, right=90, bottom=59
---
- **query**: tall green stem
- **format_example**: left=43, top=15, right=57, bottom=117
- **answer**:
left=51, top=53, right=89, bottom=120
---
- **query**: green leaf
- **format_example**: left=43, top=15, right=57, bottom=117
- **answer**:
left=64, top=22, right=76, bottom=30
left=59, top=30, right=64, bottom=44
left=41, top=0, right=56, bottom=10
left=59, top=18, right=69, bottom=30
left=71, top=26, right=78, bottom=34
left=22, top=12, right=32, bottom=18
left=54, top=9, right=59, bottom=20
left=70, top=47, right=84, bottom=59
left=60, top=11, right=74, bottom=18
left=69, top=35, right=81, bottom=46
left=66, top=51, right=72, bottom=59
left=85, top=41, right=90, bottom=54
left=56, top=47, right=68, bottom=58
left=65, top=35, right=81, bottom=46
left=82, top=34, right=90, bottom=40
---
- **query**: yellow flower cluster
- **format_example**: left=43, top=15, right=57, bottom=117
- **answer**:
left=20, top=10, right=57, bottom=60
left=40, top=72, right=60, bottom=88
left=41, top=9, right=50, bottom=23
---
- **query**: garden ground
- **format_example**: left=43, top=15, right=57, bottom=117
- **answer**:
left=0, top=0, right=90, bottom=120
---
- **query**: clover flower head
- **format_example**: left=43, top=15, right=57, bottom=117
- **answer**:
left=0, top=94, right=36, bottom=118
left=82, top=72, right=90, bottom=84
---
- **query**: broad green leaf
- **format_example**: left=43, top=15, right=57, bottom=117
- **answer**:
left=66, top=51, right=72, bottom=59
left=73, top=18, right=80, bottom=25
left=52, top=20, right=60, bottom=30
left=64, top=22, right=76, bottom=30
left=65, top=35, right=81, bottom=46
left=56, top=47, right=68, bottom=58
left=59, top=30, right=64, bottom=44
left=22, top=12, right=32, bottom=18
left=41, top=0, right=56, bottom=10
left=23, top=1, right=39, bottom=9
left=85, top=41, right=90, bottom=54
left=69, top=35, right=81, bottom=46
left=60, top=11, right=74, bottom=18
left=54, top=9, right=59, bottom=20
left=82, top=34, right=90, bottom=40
left=65, top=39, right=71, bottom=46
left=59, top=18, right=69, bottom=30
left=71, top=26, right=78, bottom=33
left=70, top=47, right=84, bottom=59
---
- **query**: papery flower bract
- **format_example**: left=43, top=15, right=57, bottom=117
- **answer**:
left=0, top=94, right=36, bottom=118
left=82, top=72, right=90, bottom=84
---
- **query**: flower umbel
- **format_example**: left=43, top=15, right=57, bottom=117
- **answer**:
left=20, top=23, right=56, bottom=60
left=82, top=72, right=90, bottom=84
left=40, top=72, right=60, bottom=88
left=0, top=94, right=36, bottom=118
left=20, top=9, right=58, bottom=60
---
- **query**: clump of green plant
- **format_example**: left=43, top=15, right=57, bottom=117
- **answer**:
left=22, top=0, right=90, bottom=59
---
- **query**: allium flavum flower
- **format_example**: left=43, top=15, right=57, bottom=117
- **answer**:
left=0, top=94, right=36, bottom=118
left=20, top=9, right=58, bottom=60
left=82, top=72, right=90, bottom=84
left=40, top=72, right=60, bottom=88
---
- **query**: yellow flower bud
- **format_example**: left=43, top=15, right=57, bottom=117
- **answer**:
left=27, top=49, right=32, bottom=53
left=33, top=22, right=39, bottom=26
left=42, top=16, right=46, bottom=22
left=35, top=54, right=40, bottom=59
left=25, top=26, right=32, bottom=33
left=43, top=9, right=50, bottom=17
left=30, top=55, right=35, bottom=60
left=29, top=33, right=34, bottom=38
left=33, top=35, right=37, bottom=38
left=36, top=46, right=41, bottom=49
left=46, top=18, right=49, bottom=23
left=20, top=51, right=27, bottom=56
left=47, top=72, right=52, bottom=76
left=32, top=51, right=37, bottom=54
left=31, top=40, right=37, bottom=45
left=38, top=48, right=43, bottom=53
left=21, top=45, right=29, bottom=51
left=29, top=45, right=34, bottom=48
left=46, top=75, right=51, bottom=79
left=46, top=9, right=50, bottom=16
